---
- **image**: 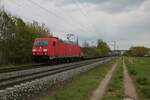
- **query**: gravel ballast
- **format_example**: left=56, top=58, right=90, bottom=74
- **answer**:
left=0, top=58, right=111, bottom=100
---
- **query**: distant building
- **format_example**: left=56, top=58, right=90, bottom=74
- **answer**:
left=110, top=50, right=127, bottom=56
left=145, top=51, right=150, bottom=57
left=120, top=50, right=127, bottom=55
left=149, top=51, right=150, bottom=56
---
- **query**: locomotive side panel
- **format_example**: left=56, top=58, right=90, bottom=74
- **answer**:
left=32, top=37, right=82, bottom=62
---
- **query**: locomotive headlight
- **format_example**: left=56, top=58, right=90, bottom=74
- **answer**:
left=32, top=49, right=36, bottom=52
left=43, top=49, right=48, bottom=52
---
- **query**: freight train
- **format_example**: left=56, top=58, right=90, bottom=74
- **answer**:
left=32, top=37, right=83, bottom=63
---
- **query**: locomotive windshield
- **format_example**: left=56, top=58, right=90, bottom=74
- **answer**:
left=34, top=40, right=48, bottom=46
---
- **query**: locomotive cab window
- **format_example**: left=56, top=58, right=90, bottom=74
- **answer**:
left=34, top=40, right=48, bottom=46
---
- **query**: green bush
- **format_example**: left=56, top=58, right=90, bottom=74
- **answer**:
left=140, top=86, right=150, bottom=98
left=136, top=77, right=148, bottom=85
left=128, top=69, right=137, bottom=76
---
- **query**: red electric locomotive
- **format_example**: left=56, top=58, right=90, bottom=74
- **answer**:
left=32, top=37, right=82, bottom=62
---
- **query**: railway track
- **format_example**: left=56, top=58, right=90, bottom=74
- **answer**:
left=0, top=58, right=106, bottom=73
left=0, top=58, right=109, bottom=90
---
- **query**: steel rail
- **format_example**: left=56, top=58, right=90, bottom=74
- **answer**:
left=0, top=58, right=109, bottom=90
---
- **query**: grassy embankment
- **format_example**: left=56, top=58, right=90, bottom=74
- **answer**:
left=102, top=57, right=123, bottom=100
left=0, top=63, right=34, bottom=69
left=125, top=57, right=150, bottom=100
left=41, top=58, right=117, bottom=100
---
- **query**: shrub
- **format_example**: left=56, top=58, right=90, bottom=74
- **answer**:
left=140, top=86, right=150, bottom=98
left=129, top=69, right=137, bottom=76
left=136, top=77, right=148, bottom=85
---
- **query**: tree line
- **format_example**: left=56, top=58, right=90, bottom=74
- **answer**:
left=124, top=46, right=150, bottom=57
left=0, top=9, right=51, bottom=64
left=81, top=39, right=110, bottom=57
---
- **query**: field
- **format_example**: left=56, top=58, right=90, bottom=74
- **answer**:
left=41, top=57, right=150, bottom=100
left=41, top=59, right=117, bottom=100
left=125, top=57, right=150, bottom=100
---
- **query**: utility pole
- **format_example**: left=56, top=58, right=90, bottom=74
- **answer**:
left=76, top=36, right=79, bottom=45
left=114, top=41, right=116, bottom=51
left=117, top=45, right=119, bottom=50
left=108, top=41, right=117, bottom=51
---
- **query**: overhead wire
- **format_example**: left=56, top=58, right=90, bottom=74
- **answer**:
left=71, top=0, right=96, bottom=33
left=41, top=0, right=92, bottom=35
left=28, top=0, right=89, bottom=33
left=1, top=0, right=31, bottom=21
left=9, top=0, right=86, bottom=33
left=9, top=0, right=55, bottom=29
left=9, top=0, right=95, bottom=36
left=54, top=4, right=90, bottom=32
left=9, top=0, right=68, bottom=33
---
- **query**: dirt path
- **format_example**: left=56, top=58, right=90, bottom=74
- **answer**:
left=123, top=58, right=138, bottom=100
left=90, top=62, right=117, bottom=100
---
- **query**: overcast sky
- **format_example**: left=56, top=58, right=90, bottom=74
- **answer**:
left=0, top=0, right=150, bottom=50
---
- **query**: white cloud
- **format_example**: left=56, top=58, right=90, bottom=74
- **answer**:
left=1, top=0, right=150, bottom=49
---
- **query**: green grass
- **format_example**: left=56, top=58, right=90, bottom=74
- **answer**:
left=102, top=58, right=123, bottom=100
left=125, top=57, right=150, bottom=100
left=0, top=63, right=33, bottom=69
left=41, top=59, right=117, bottom=100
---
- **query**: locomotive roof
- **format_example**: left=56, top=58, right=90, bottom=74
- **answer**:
left=35, top=37, right=78, bottom=45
